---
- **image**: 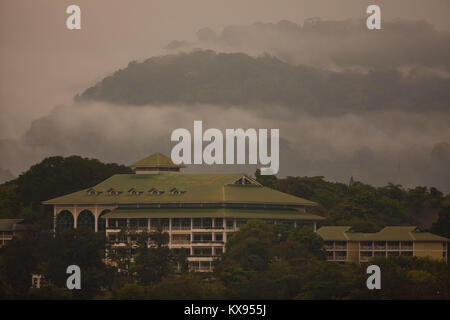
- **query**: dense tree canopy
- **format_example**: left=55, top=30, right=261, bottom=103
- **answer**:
left=0, top=156, right=132, bottom=224
left=255, top=169, right=449, bottom=232
left=0, top=157, right=448, bottom=300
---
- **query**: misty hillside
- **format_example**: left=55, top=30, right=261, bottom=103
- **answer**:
left=1, top=19, right=449, bottom=194
left=168, top=19, right=450, bottom=72
left=79, top=50, right=450, bottom=115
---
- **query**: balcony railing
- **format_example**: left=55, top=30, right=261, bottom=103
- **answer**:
left=171, top=240, right=190, bottom=244
left=192, top=240, right=224, bottom=244
left=171, top=226, right=191, bottom=231
left=190, top=254, right=214, bottom=257
left=192, top=226, right=224, bottom=230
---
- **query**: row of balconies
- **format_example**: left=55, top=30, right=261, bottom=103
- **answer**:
left=109, top=240, right=225, bottom=246
left=325, top=241, right=414, bottom=251
left=106, top=226, right=236, bottom=231
left=360, top=246, right=413, bottom=251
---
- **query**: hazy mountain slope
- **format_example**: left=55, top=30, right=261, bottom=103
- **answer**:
left=79, top=50, right=450, bottom=115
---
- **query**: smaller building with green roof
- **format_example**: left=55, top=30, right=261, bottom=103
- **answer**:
left=317, top=226, right=448, bottom=263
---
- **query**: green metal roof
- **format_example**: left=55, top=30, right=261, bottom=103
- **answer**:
left=102, top=208, right=325, bottom=220
left=317, top=226, right=352, bottom=241
left=43, top=173, right=317, bottom=206
left=130, top=153, right=185, bottom=168
left=317, top=226, right=449, bottom=242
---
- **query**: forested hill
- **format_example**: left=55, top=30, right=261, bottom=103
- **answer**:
left=78, top=50, right=450, bottom=115
left=0, top=156, right=448, bottom=237
left=255, top=170, right=449, bottom=235
left=0, top=156, right=132, bottom=223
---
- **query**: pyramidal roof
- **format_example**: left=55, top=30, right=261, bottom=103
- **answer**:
left=130, top=153, right=185, bottom=168
left=43, top=173, right=318, bottom=207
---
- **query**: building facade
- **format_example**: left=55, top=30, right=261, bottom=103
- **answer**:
left=317, top=226, right=448, bottom=263
left=44, top=153, right=325, bottom=271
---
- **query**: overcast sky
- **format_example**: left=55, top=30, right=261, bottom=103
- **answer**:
left=1, top=0, right=450, bottom=138
left=0, top=0, right=449, bottom=192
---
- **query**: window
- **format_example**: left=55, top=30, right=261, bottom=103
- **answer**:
left=193, top=234, right=212, bottom=242
left=215, top=234, right=223, bottom=242
left=108, top=219, right=117, bottom=228
left=335, top=241, right=347, bottom=249
left=130, top=219, right=138, bottom=228
left=128, top=188, right=143, bottom=196
left=193, top=248, right=212, bottom=256
left=360, top=241, right=373, bottom=249
left=148, top=188, right=164, bottom=195
left=214, top=218, right=223, bottom=228
left=138, top=218, right=148, bottom=228
left=215, top=247, right=223, bottom=255
left=231, top=176, right=261, bottom=186
left=170, top=188, right=184, bottom=195
left=374, top=241, right=386, bottom=248
left=203, top=218, right=212, bottom=229
left=117, top=219, right=127, bottom=227
left=324, top=241, right=334, bottom=247
left=401, top=241, right=413, bottom=249
left=387, top=241, right=399, bottom=249
left=226, top=219, right=234, bottom=229
left=234, top=176, right=256, bottom=185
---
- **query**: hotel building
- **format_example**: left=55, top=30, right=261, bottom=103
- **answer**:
left=44, top=153, right=325, bottom=271
left=317, top=226, right=448, bottom=263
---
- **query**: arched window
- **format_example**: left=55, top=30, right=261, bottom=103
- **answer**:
left=97, top=209, right=111, bottom=233
left=56, top=210, right=74, bottom=232
left=77, top=210, right=95, bottom=231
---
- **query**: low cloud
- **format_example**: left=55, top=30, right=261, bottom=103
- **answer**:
left=166, top=19, right=450, bottom=75
left=1, top=102, right=449, bottom=192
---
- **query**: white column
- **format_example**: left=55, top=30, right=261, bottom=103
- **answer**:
left=53, top=206, right=57, bottom=236
left=169, top=218, right=172, bottom=246
left=95, top=206, right=98, bottom=232
left=74, top=206, right=77, bottom=229
left=313, top=222, right=317, bottom=232
left=190, top=218, right=193, bottom=249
